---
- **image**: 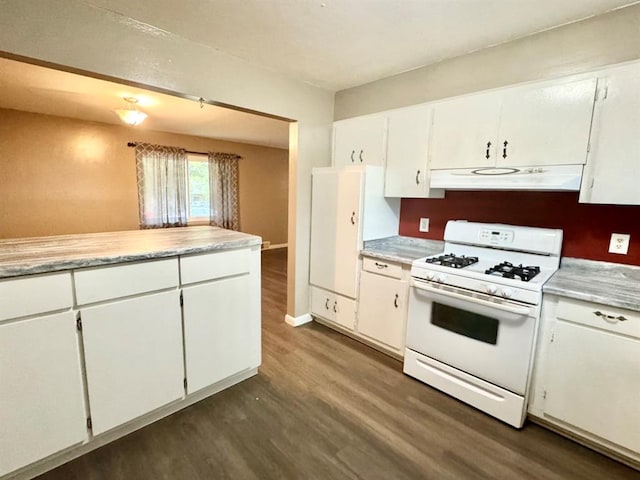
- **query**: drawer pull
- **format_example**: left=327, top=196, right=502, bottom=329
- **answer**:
left=593, top=310, right=627, bottom=322
left=359, top=149, right=364, bottom=163
left=394, top=294, right=399, bottom=308
left=415, top=170, right=420, bottom=185
left=350, top=150, right=355, bottom=163
left=333, top=301, right=338, bottom=313
left=375, top=262, right=388, bottom=269
left=325, top=298, right=330, bottom=310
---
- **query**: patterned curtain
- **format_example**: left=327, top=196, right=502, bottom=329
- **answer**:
left=135, top=143, right=188, bottom=228
left=208, top=152, right=240, bottom=230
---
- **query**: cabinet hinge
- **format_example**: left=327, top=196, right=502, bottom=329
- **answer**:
left=179, top=291, right=184, bottom=307
left=543, top=390, right=547, bottom=400
left=595, top=84, right=609, bottom=102
left=76, top=312, right=82, bottom=332
left=550, top=333, right=555, bottom=343
left=183, top=378, right=188, bottom=390
left=86, top=417, right=92, bottom=429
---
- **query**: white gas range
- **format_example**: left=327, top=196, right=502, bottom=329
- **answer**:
left=403, top=220, right=562, bottom=428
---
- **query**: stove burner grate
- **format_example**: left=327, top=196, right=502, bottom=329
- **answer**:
left=425, top=253, right=479, bottom=269
left=485, top=262, right=541, bottom=282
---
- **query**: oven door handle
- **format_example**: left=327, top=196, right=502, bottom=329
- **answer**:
left=411, top=279, right=532, bottom=316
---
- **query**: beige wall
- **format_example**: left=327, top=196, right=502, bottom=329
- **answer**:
left=335, top=3, right=640, bottom=119
left=0, top=108, right=288, bottom=243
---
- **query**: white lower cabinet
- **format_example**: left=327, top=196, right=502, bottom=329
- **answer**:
left=357, top=270, right=408, bottom=351
left=0, top=312, right=87, bottom=476
left=81, top=290, right=185, bottom=435
left=531, top=295, right=640, bottom=462
left=182, top=274, right=254, bottom=394
left=310, top=286, right=356, bottom=330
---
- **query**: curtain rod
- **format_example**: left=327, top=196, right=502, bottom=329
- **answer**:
left=127, top=142, right=208, bottom=156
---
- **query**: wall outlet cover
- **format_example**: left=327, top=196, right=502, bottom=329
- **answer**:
left=608, top=233, right=630, bottom=255
left=419, top=218, right=429, bottom=232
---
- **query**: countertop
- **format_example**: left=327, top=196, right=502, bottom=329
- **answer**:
left=0, top=226, right=262, bottom=278
left=361, top=236, right=444, bottom=266
left=544, top=257, right=640, bottom=312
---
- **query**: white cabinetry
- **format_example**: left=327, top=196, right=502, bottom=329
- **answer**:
left=309, top=166, right=399, bottom=301
left=333, top=115, right=387, bottom=167
left=384, top=105, right=444, bottom=198
left=530, top=295, right=640, bottom=463
left=430, top=78, right=596, bottom=170
left=0, top=311, right=87, bottom=477
left=181, top=248, right=260, bottom=394
left=580, top=64, right=640, bottom=205
left=310, top=286, right=357, bottom=330
left=357, top=262, right=408, bottom=353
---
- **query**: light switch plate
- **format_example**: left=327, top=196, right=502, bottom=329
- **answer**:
left=608, top=233, right=630, bottom=255
left=419, top=218, right=429, bottom=232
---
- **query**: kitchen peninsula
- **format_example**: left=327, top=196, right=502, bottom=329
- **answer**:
left=0, top=226, right=261, bottom=479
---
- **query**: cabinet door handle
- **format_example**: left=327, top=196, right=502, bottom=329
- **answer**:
left=350, top=150, right=355, bottom=163
left=325, top=298, right=330, bottom=310
left=502, top=140, right=508, bottom=159
left=415, top=170, right=421, bottom=185
left=333, top=301, right=338, bottom=313
left=374, top=262, right=388, bottom=269
left=350, top=212, right=356, bottom=225
left=359, top=149, right=364, bottom=163
left=394, top=294, right=399, bottom=308
left=594, top=310, right=627, bottom=322
left=485, top=141, right=491, bottom=159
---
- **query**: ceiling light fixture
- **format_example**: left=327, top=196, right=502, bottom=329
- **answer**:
left=114, top=97, right=147, bottom=126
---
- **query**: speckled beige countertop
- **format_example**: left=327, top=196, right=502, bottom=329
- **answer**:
left=361, top=236, right=444, bottom=266
left=544, top=257, right=640, bottom=312
left=0, top=226, right=261, bottom=278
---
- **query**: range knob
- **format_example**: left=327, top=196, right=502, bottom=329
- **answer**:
left=485, top=284, right=497, bottom=295
left=425, top=271, right=436, bottom=281
left=500, top=288, right=514, bottom=298
left=436, top=274, right=447, bottom=283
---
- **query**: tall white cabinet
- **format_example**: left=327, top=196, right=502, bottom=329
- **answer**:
left=309, top=166, right=399, bottom=330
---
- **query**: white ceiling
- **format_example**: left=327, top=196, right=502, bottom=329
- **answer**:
left=0, top=57, right=291, bottom=149
left=85, top=0, right=638, bottom=91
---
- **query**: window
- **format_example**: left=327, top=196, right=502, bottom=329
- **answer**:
left=186, top=154, right=210, bottom=223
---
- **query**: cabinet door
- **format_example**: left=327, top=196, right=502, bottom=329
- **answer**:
left=497, top=78, right=596, bottom=167
left=430, top=91, right=501, bottom=170
left=310, top=168, right=363, bottom=298
left=81, top=291, right=184, bottom=435
left=310, top=286, right=336, bottom=322
left=580, top=67, right=640, bottom=205
left=385, top=106, right=438, bottom=198
left=334, top=295, right=357, bottom=331
left=0, top=312, right=87, bottom=477
left=333, top=116, right=386, bottom=167
left=544, top=320, right=640, bottom=453
left=357, top=271, right=408, bottom=351
left=182, top=274, right=254, bottom=394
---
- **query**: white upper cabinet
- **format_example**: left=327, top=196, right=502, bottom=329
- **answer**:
left=497, top=78, right=597, bottom=167
left=384, top=105, right=444, bottom=198
left=580, top=64, right=640, bottom=205
left=430, top=78, right=597, bottom=170
left=333, top=115, right=387, bottom=167
left=430, top=90, right=502, bottom=170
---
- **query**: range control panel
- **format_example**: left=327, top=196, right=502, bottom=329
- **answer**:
left=479, top=229, right=514, bottom=244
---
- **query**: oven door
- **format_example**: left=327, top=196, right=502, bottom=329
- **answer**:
left=406, top=278, right=538, bottom=395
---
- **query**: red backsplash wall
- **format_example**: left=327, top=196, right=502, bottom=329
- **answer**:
left=399, top=191, right=640, bottom=266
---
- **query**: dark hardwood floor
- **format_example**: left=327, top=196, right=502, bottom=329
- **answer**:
left=38, top=248, right=638, bottom=479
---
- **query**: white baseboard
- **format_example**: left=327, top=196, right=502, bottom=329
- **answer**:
left=285, top=313, right=312, bottom=327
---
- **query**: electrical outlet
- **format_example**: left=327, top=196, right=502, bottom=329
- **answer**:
left=419, top=218, right=429, bottom=232
left=608, top=233, right=630, bottom=255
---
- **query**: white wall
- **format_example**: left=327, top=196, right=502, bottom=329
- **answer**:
left=0, top=0, right=335, bottom=319
left=335, top=3, right=640, bottom=119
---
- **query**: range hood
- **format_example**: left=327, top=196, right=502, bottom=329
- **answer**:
left=430, top=165, right=583, bottom=191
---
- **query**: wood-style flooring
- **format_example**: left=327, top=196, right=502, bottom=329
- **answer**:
left=38, top=248, right=638, bottom=479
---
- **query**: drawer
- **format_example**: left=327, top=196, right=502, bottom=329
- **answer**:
left=362, top=256, right=403, bottom=279
left=556, top=297, right=640, bottom=340
left=75, top=258, right=179, bottom=305
left=0, top=272, right=73, bottom=321
left=180, top=248, right=250, bottom=285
